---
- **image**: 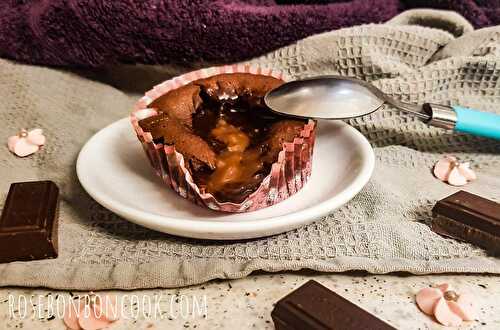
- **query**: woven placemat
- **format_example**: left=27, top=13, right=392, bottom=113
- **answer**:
left=0, top=10, right=499, bottom=289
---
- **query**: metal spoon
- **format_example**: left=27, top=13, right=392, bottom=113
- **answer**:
left=264, top=76, right=500, bottom=140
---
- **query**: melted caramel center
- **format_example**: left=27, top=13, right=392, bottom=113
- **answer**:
left=206, top=119, right=263, bottom=194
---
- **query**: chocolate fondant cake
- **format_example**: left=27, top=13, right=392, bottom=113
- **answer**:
left=139, top=73, right=307, bottom=203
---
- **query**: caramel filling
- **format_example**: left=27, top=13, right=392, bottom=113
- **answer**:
left=184, top=88, right=305, bottom=203
left=206, top=119, right=264, bottom=194
left=189, top=91, right=279, bottom=203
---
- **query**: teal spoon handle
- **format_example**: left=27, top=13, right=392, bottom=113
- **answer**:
left=424, top=104, right=500, bottom=140
left=453, top=106, right=500, bottom=140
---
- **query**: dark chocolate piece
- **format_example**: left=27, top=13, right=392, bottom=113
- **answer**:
left=432, top=190, right=500, bottom=255
left=0, top=181, right=59, bottom=263
left=271, top=280, right=396, bottom=330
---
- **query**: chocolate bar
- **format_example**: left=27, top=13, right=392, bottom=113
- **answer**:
left=271, top=280, right=396, bottom=330
left=432, top=190, right=500, bottom=255
left=0, top=181, right=59, bottom=263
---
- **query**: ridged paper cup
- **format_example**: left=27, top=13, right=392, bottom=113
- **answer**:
left=130, top=64, right=316, bottom=212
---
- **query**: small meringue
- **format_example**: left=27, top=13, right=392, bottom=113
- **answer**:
left=7, top=128, right=46, bottom=157
left=416, top=283, right=476, bottom=327
left=63, top=294, right=118, bottom=330
left=433, top=156, right=476, bottom=186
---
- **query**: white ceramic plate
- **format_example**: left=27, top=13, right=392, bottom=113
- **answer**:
left=77, top=118, right=374, bottom=240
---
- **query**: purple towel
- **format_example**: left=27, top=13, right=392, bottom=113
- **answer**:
left=0, top=0, right=498, bottom=68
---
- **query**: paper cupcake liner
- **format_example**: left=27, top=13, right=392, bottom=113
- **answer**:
left=131, top=64, right=316, bottom=212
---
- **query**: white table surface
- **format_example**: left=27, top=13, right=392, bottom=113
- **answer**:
left=1, top=272, right=499, bottom=329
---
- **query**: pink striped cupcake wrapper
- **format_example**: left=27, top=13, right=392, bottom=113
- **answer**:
left=130, top=64, right=316, bottom=212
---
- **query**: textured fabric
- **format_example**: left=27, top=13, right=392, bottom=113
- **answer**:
left=1, top=0, right=500, bottom=67
left=0, top=10, right=499, bottom=290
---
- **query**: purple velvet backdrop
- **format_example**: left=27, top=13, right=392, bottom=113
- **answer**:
left=0, top=0, right=498, bottom=67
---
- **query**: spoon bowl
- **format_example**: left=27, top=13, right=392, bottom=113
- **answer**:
left=264, top=76, right=384, bottom=120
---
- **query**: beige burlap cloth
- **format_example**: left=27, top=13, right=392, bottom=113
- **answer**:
left=0, top=10, right=499, bottom=290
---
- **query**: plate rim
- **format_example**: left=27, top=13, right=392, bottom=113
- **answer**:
left=76, top=118, right=374, bottom=239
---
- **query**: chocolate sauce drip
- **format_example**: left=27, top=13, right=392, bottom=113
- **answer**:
left=191, top=88, right=284, bottom=203
left=193, top=89, right=280, bottom=146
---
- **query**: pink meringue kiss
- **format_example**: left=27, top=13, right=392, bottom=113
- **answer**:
left=7, top=128, right=46, bottom=157
left=63, top=294, right=118, bottom=330
left=416, top=283, right=476, bottom=327
left=433, top=155, right=476, bottom=186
